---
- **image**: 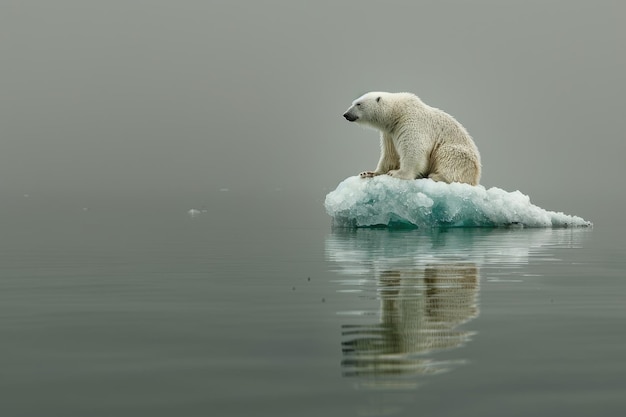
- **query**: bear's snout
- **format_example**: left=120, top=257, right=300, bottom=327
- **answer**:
left=343, top=112, right=358, bottom=122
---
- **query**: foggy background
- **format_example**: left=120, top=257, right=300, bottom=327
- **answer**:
left=2, top=0, right=624, bottom=223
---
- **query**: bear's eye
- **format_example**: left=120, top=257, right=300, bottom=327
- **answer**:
left=356, top=103, right=361, bottom=107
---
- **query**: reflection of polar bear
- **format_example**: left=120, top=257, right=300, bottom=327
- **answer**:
left=343, top=92, right=481, bottom=185
left=341, top=264, right=479, bottom=382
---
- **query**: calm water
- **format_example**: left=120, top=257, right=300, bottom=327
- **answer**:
left=1, top=193, right=625, bottom=417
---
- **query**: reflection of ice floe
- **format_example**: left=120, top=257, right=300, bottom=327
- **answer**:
left=325, top=176, right=592, bottom=228
left=327, top=227, right=589, bottom=272
left=326, top=228, right=590, bottom=390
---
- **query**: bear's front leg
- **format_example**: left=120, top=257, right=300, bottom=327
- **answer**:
left=388, top=139, right=428, bottom=180
left=387, top=169, right=415, bottom=180
left=360, top=134, right=399, bottom=178
left=359, top=170, right=384, bottom=178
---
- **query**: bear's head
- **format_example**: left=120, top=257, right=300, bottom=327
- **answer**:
left=342, top=92, right=391, bottom=129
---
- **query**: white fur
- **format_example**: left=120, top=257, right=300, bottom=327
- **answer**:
left=343, top=92, right=481, bottom=185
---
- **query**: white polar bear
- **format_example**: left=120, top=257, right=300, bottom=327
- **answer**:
left=343, top=92, right=482, bottom=185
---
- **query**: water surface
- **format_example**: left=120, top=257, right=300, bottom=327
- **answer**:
left=1, top=195, right=625, bottom=416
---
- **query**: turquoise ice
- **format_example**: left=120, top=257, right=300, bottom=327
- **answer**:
left=324, top=176, right=592, bottom=228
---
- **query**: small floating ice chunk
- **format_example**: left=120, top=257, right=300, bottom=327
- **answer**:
left=324, top=176, right=592, bottom=228
left=188, top=209, right=202, bottom=217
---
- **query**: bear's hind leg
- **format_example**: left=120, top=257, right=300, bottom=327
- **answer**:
left=427, top=172, right=450, bottom=183
left=430, top=145, right=480, bottom=185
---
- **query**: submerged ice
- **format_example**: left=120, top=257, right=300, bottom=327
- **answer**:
left=324, top=176, right=591, bottom=228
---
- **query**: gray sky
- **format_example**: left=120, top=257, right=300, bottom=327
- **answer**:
left=1, top=0, right=624, bottom=220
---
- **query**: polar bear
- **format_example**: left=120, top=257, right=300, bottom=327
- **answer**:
left=343, top=92, right=481, bottom=185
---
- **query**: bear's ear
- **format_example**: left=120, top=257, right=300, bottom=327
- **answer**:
left=376, top=96, right=381, bottom=103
